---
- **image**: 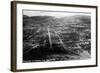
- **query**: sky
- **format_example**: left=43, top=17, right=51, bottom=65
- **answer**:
left=23, top=10, right=91, bottom=18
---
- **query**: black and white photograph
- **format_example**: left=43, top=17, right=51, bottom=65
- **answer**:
left=11, top=1, right=97, bottom=71
left=23, top=10, right=91, bottom=63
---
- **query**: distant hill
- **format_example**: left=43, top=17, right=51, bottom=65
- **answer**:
left=58, top=15, right=91, bottom=25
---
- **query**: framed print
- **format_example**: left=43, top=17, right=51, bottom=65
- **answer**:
left=11, top=1, right=98, bottom=72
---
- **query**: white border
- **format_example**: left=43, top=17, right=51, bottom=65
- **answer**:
left=17, top=3, right=96, bottom=69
